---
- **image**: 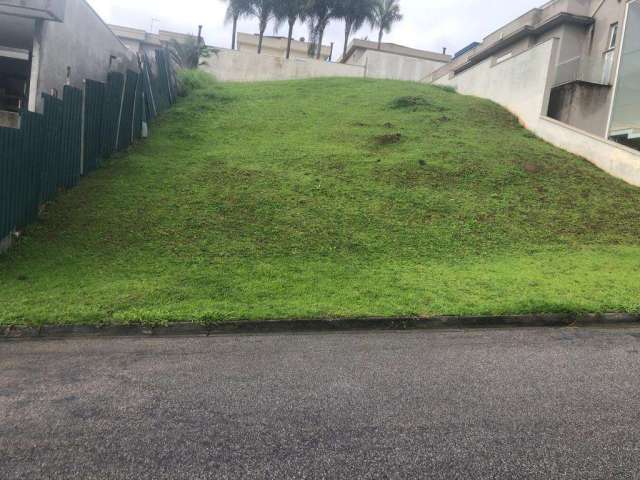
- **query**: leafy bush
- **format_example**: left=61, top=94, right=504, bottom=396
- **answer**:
left=176, top=69, right=217, bottom=97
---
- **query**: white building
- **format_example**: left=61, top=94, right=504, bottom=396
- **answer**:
left=340, top=39, right=451, bottom=82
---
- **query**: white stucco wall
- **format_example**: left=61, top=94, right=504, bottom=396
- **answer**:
left=350, top=49, right=448, bottom=82
left=200, top=49, right=364, bottom=82
left=537, top=116, right=640, bottom=186
left=433, top=38, right=558, bottom=129
left=433, top=38, right=640, bottom=187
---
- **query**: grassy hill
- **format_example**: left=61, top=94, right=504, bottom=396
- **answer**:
left=2, top=74, right=640, bottom=326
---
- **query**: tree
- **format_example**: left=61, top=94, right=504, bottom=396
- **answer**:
left=335, top=0, right=376, bottom=62
left=274, top=0, right=308, bottom=59
left=168, top=36, right=204, bottom=69
left=224, top=0, right=253, bottom=50
left=306, top=0, right=337, bottom=60
left=371, top=0, right=403, bottom=50
left=251, top=0, right=276, bottom=54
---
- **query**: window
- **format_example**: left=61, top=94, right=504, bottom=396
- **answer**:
left=602, top=23, right=620, bottom=84
left=608, top=23, right=619, bottom=50
left=495, top=51, right=513, bottom=64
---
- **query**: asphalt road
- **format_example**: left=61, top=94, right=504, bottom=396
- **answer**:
left=2, top=327, right=640, bottom=479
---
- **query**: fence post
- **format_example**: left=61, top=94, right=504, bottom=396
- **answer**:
left=143, top=55, right=158, bottom=118
left=80, top=80, right=86, bottom=175
left=114, top=71, right=127, bottom=151
left=162, top=49, right=174, bottom=104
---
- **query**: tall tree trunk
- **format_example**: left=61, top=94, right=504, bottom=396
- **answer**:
left=231, top=16, right=238, bottom=50
left=258, top=20, right=267, bottom=54
left=316, top=26, right=325, bottom=60
left=286, top=19, right=295, bottom=59
left=342, top=22, right=352, bottom=62
left=377, top=28, right=383, bottom=50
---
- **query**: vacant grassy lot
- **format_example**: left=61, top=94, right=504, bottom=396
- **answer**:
left=2, top=75, right=640, bottom=325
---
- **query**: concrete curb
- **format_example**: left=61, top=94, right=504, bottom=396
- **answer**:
left=2, top=313, right=640, bottom=339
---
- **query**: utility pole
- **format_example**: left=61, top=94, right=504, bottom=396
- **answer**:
left=150, top=18, right=160, bottom=34
left=196, top=25, right=203, bottom=66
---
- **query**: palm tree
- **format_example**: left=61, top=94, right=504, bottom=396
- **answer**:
left=251, top=0, right=276, bottom=54
left=224, top=0, right=253, bottom=50
left=168, top=36, right=208, bottom=69
left=335, top=0, right=376, bottom=62
left=371, top=0, right=403, bottom=50
left=274, top=0, right=308, bottom=59
left=306, top=0, right=337, bottom=60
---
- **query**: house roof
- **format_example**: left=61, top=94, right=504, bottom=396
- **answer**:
left=454, top=12, right=593, bottom=75
left=341, top=39, right=452, bottom=63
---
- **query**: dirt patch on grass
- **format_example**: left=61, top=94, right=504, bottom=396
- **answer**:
left=523, top=163, right=542, bottom=174
left=374, top=133, right=402, bottom=145
left=389, top=96, right=447, bottom=112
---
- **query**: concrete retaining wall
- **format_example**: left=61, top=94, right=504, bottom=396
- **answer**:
left=200, top=49, right=365, bottom=82
left=537, top=116, right=640, bottom=186
left=433, top=38, right=640, bottom=187
left=357, top=49, right=447, bottom=82
left=433, top=38, right=558, bottom=129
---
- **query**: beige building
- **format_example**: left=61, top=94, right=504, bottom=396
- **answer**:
left=429, top=0, right=640, bottom=144
left=109, top=24, right=203, bottom=56
left=236, top=32, right=332, bottom=61
left=341, top=39, right=451, bottom=82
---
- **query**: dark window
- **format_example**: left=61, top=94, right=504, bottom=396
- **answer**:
left=608, top=23, right=619, bottom=50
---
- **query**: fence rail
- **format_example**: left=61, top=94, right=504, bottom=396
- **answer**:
left=0, top=49, right=176, bottom=245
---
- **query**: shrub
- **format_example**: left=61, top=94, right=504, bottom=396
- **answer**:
left=176, top=69, right=217, bottom=97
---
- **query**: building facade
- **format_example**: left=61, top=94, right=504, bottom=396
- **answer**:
left=236, top=32, right=333, bottom=61
left=0, top=0, right=136, bottom=126
left=429, top=0, right=639, bottom=143
left=341, top=39, right=451, bottom=82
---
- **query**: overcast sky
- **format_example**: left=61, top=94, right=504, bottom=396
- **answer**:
left=89, top=0, right=544, bottom=58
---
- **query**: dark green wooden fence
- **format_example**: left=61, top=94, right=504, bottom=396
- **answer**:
left=0, top=48, right=177, bottom=244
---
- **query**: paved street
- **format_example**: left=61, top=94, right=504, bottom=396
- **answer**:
left=2, top=327, right=640, bottom=479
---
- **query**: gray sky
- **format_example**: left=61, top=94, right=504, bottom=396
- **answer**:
left=89, top=0, right=544, bottom=58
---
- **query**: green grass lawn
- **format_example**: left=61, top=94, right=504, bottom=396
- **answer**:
left=2, top=74, right=640, bottom=326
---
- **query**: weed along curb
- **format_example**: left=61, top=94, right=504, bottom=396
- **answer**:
left=2, top=314, right=640, bottom=339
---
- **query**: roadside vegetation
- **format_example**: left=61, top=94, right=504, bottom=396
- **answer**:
left=2, top=73, right=640, bottom=326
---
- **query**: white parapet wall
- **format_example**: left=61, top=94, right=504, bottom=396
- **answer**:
left=200, top=49, right=365, bottom=82
left=432, top=38, right=640, bottom=187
